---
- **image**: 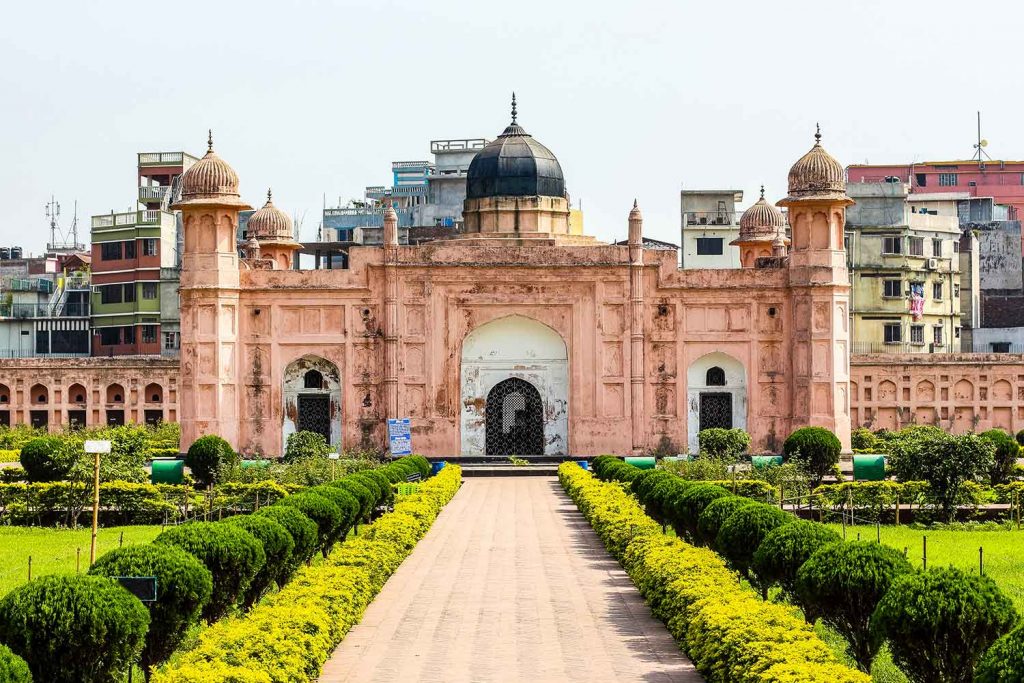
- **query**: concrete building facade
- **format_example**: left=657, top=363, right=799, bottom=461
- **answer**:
left=680, top=190, right=743, bottom=268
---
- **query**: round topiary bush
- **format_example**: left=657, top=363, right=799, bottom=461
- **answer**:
left=0, top=644, right=31, bottom=683
left=696, top=496, right=754, bottom=549
left=89, top=543, right=212, bottom=674
left=360, top=469, right=393, bottom=507
left=155, top=521, right=264, bottom=621
left=752, top=519, right=841, bottom=605
left=674, top=484, right=732, bottom=541
left=332, top=479, right=374, bottom=523
left=976, top=623, right=1024, bottom=683
left=309, top=485, right=359, bottom=541
left=871, top=567, right=1017, bottom=683
left=783, top=426, right=842, bottom=487
left=283, top=430, right=331, bottom=463
left=698, top=427, right=751, bottom=459
left=254, top=504, right=318, bottom=584
left=275, top=492, right=343, bottom=557
left=223, top=515, right=294, bottom=609
left=349, top=472, right=383, bottom=510
left=715, top=502, right=793, bottom=579
left=980, top=429, right=1021, bottom=486
left=19, top=436, right=76, bottom=483
left=0, top=575, right=149, bottom=683
left=184, top=435, right=238, bottom=487
left=796, top=540, right=914, bottom=670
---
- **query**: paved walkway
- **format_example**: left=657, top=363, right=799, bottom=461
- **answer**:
left=319, top=477, right=700, bottom=683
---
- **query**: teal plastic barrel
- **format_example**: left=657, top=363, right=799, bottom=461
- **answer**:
left=431, top=461, right=446, bottom=475
left=624, top=456, right=656, bottom=470
left=853, top=454, right=885, bottom=481
left=150, top=459, right=185, bottom=485
left=751, top=455, right=784, bottom=469
left=662, top=455, right=694, bottom=463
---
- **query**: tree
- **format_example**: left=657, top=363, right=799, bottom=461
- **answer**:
left=795, top=541, right=914, bottom=671
left=715, top=502, right=793, bottom=581
left=887, top=431, right=995, bottom=521
left=980, top=429, right=1020, bottom=486
left=976, top=623, right=1024, bottom=683
left=697, top=428, right=751, bottom=459
left=783, top=427, right=841, bottom=487
left=850, top=427, right=880, bottom=452
left=871, top=567, right=1017, bottom=683
left=0, top=575, right=149, bottom=683
left=283, top=430, right=331, bottom=463
left=752, top=519, right=841, bottom=610
left=184, top=435, right=238, bottom=487
left=275, top=492, right=343, bottom=557
left=223, top=515, right=294, bottom=608
left=254, top=504, right=319, bottom=584
left=696, top=496, right=753, bottom=549
left=19, top=436, right=76, bottom=482
left=90, top=544, right=212, bottom=679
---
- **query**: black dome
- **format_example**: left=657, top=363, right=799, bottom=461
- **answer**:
left=466, top=119, right=566, bottom=200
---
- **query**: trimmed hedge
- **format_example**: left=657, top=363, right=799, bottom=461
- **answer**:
left=977, top=623, right=1024, bottom=683
left=254, top=505, right=318, bottom=584
left=752, top=520, right=841, bottom=608
left=715, top=502, right=793, bottom=579
left=152, top=464, right=462, bottom=682
left=675, top=484, right=731, bottom=541
left=783, top=426, right=841, bottom=487
left=19, top=437, right=76, bottom=483
left=275, top=491, right=343, bottom=557
left=0, top=574, right=149, bottom=683
left=89, top=543, right=213, bottom=675
left=0, top=644, right=31, bottom=683
left=224, top=515, right=294, bottom=609
left=558, top=463, right=869, bottom=683
left=155, top=522, right=265, bottom=622
left=184, top=435, right=237, bottom=487
left=696, top=496, right=753, bottom=549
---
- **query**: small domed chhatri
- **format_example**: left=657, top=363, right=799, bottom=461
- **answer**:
left=248, top=189, right=294, bottom=241
left=732, top=185, right=789, bottom=267
left=779, top=124, right=848, bottom=203
left=173, top=131, right=250, bottom=208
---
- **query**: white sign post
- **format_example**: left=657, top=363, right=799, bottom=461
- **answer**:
left=84, top=440, right=111, bottom=565
left=329, top=450, right=340, bottom=480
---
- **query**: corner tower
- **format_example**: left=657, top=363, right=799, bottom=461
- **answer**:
left=171, top=132, right=252, bottom=451
left=777, top=126, right=853, bottom=449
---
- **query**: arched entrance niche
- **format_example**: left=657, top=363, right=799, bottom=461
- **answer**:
left=460, top=315, right=568, bottom=456
left=282, top=355, right=341, bottom=454
left=686, top=352, right=747, bottom=453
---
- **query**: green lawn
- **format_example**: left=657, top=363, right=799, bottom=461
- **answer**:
left=828, top=524, right=1024, bottom=611
left=0, top=525, right=163, bottom=596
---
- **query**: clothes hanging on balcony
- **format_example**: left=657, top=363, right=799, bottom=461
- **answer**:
left=909, top=283, right=925, bottom=321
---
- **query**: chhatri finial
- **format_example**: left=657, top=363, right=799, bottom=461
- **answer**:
left=266, top=188, right=272, bottom=203
left=814, top=122, right=821, bottom=144
left=511, top=92, right=518, bottom=124
left=759, top=184, right=765, bottom=200
left=207, top=129, right=214, bottom=153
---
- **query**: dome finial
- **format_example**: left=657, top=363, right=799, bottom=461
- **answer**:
left=207, top=129, right=214, bottom=153
left=267, top=188, right=272, bottom=203
left=814, top=122, right=821, bottom=145
left=511, top=92, right=518, bottom=124
left=759, top=184, right=765, bottom=200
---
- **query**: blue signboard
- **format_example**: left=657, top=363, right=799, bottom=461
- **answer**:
left=387, top=418, right=412, bottom=456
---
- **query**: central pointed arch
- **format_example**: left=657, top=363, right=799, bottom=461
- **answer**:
left=282, top=355, right=341, bottom=453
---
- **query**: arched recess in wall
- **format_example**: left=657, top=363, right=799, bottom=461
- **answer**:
left=685, top=352, right=747, bottom=454
left=30, top=384, right=48, bottom=404
left=460, top=315, right=568, bottom=456
left=282, top=355, right=342, bottom=454
left=68, top=383, right=87, bottom=405
left=145, top=383, right=163, bottom=403
left=0, top=384, right=9, bottom=404
left=106, top=384, right=125, bottom=404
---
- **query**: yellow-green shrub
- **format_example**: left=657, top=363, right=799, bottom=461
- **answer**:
left=558, top=463, right=869, bottom=683
left=153, top=464, right=461, bottom=682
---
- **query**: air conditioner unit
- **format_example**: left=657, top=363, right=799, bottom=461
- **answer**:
left=926, top=258, right=938, bottom=270
left=92, top=286, right=102, bottom=294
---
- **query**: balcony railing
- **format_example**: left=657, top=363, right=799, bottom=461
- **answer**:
left=0, top=302, right=89, bottom=318
left=392, top=160, right=431, bottom=170
left=431, top=139, right=488, bottom=153
left=137, top=152, right=198, bottom=166
left=0, top=349, right=91, bottom=359
left=2, top=278, right=54, bottom=294
left=851, top=342, right=951, bottom=354
left=139, top=186, right=170, bottom=202
left=91, top=210, right=164, bottom=229
left=684, top=211, right=738, bottom=227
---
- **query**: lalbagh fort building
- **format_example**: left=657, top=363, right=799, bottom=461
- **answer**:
left=3, top=108, right=1024, bottom=458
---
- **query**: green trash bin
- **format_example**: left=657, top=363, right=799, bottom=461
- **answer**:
left=662, top=455, right=694, bottom=463
left=150, top=459, right=185, bottom=485
left=853, top=454, right=885, bottom=481
left=751, top=455, right=783, bottom=469
left=624, top=456, right=656, bottom=470
left=240, top=459, right=271, bottom=469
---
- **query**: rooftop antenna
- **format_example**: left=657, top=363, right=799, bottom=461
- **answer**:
left=44, top=196, right=84, bottom=253
left=45, top=196, right=60, bottom=250
left=972, top=111, right=991, bottom=169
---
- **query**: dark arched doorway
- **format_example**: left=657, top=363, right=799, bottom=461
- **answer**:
left=485, top=378, right=544, bottom=456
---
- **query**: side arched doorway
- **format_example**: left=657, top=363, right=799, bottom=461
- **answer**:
left=485, top=378, right=544, bottom=456
left=460, top=315, right=568, bottom=456
left=282, top=356, right=341, bottom=453
left=686, top=352, right=747, bottom=453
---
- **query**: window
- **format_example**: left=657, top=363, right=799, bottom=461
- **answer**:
left=100, top=285, right=122, bottom=304
left=933, top=326, right=943, bottom=346
left=142, top=239, right=157, bottom=256
left=953, top=283, right=961, bottom=298
left=706, top=367, right=726, bottom=386
left=883, top=279, right=902, bottom=297
left=953, top=240, right=960, bottom=253
left=933, top=282, right=942, bottom=300
left=99, top=328, right=120, bottom=346
left=915, top=173, right=927, bottom=187
left=122, top=284, right=136, bottom=303
left=304, top=369, right=324, bottom=389
left=142, top=282, right=157, bottom=299
left=123, top=326, right=136, bottom=344
left=124, top=240, right=136, bottom=259
left=938, top=173, right=958, bottom=186
left=884, top=323, right=902, bottom=343
left=141, top=325, right=157, bottom=344
left=908, top=237, right=925, bottom=256
left=955, top=326, right=961, bottom=339
left=932, top=239, right=942, bottom=257
left=695, top=237, right=723, bottom=255
left=992, top=342, right=1011, bottom=353
left=882, top=236, right=902, bottom=254
left=101, top=242, right=122, bottom=260
left=910, top=325, right=925, bottom=344
left=163, top=331, right=179, bottom=350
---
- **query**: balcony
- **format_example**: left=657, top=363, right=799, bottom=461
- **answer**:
left=139, top=186, right=170, bottom=203
left=684, top=211, right=738, bottom=227
left=2, top=278, right=54, bottom=294
left=851, top=342, right=949, bottom=354
left=392, top=160, right=431, bottom=170
left=431, top=139, right=488, bottom=153
left=137, top=152, right=199, bottom=167
left=0, top=302, right=89, bottom=319
left=91, top=210, right=164, bottom=229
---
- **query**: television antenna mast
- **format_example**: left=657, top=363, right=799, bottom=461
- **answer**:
left=45, top=196, right=85, bottom=253
left=972, top=111, right=991, bottom=169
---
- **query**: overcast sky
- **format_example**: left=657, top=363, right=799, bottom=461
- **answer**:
left=1, top=0, right=1021, bottom=253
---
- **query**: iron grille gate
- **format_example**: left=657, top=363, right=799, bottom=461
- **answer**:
left=297, top=394, right=331, bottom=442
left=699, top=392, right=733, bottom=430
left=485, top=378, right=544, bottom=456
